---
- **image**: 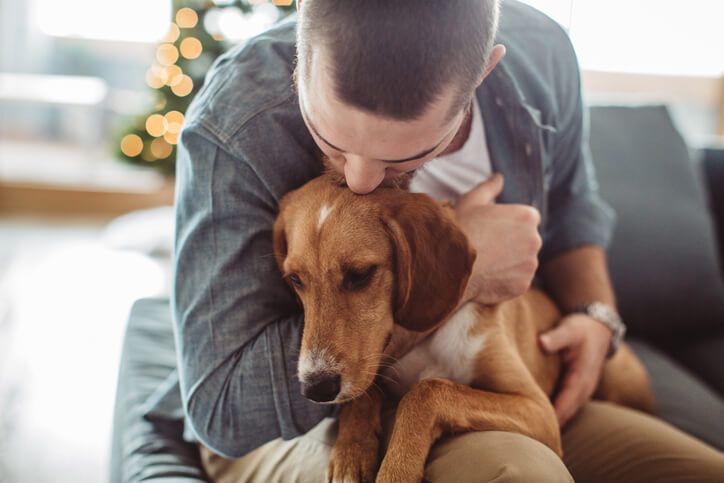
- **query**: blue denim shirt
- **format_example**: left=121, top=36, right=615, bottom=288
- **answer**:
left=168, top=0, right=615, bottom=458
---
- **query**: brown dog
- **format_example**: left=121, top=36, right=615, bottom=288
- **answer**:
left=273, top=175, right=655, bottom=483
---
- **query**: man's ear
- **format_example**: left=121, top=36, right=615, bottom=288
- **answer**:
left=477, top=44, right=506, bottom=86
left=381, top=192, right=477, bottom=332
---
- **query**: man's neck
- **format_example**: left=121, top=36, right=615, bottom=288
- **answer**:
left=438, top=100, right=474, bottom=157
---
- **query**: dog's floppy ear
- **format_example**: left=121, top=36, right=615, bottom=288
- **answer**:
left=272, top=204, right=288, bottom=273
left=381, top=192, right=476, bottom=332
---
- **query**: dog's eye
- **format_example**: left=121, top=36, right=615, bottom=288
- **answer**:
left=342, top=265, right=377, bottom=291
left=288, top=273, right=303, bottom=289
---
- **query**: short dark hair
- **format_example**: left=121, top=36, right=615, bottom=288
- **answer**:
left=296, top=0, right=500, bottom=122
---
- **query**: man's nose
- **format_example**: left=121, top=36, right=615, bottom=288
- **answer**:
left=344, top=155, right=385, bottom=194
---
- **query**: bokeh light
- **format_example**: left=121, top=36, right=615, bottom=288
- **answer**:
left=120, top=134, right=143, bottom=157
left=164, top=111, right=184, bottom=134
left=176, top=8, right=199, bottom=28
left=144, top=67, right=165, bottom=89
left=180, top=37, right=203, bottom=59
left=164, top=65, right=183, bottom=86
left=150, top=138, right=174, bottom=159
left=171, top=75, right=193, bottom=97
left=145, top=114, right=168, bottom=137
left=156, top=43, right=179, bottom=66
left=164, top=23, right=180, bottom=43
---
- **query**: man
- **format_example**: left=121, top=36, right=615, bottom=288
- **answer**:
left=172, top=0, right=724, bottom=480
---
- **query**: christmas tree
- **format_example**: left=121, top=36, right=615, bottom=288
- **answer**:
left=116, top=0, right=295, bottom=174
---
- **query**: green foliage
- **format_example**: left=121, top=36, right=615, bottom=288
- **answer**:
left=115, top=0, right=295, bottom=175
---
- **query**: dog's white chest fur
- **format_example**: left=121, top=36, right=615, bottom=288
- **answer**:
left=384, top=303, right=486, bottom=400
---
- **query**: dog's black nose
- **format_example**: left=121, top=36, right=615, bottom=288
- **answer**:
left=301, top=374, right=341, bottom=402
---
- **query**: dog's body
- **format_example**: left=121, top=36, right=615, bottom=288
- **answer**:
left=273, top=175, right=655, bottom=483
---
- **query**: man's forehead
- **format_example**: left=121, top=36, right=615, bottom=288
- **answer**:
left=297, top=61, right=462, bottom=161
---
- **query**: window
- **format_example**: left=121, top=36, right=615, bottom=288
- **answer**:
left=523, top=0, right=724, bottom=76
left=32, top=0, right=171, bottom=43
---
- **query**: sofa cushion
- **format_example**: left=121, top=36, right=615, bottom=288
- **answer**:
left=588, top=105, right=724, bottom=339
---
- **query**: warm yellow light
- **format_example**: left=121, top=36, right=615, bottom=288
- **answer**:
left=273, top=0, right=294, bottom=5
left=146, top=114, right=169, bottom=137
left=164, top=131, right=179, bottom=145
left=120, top=134, right=143, bottom=157
left=212, top=34, right=225, bottom=41
left=164, top=23, right=180, bottom=43
left=141, top=147, right=157, bottom=162
left=144, top=68, right=164, bottom=89
left=171, top=75, right=193, bottom=97
left=180, top=37, right=203, bottom=59
left=165, top=65, right=183, bottom=86
left=151, top=138, right=174, bottom=159
left=176, top=8, right=198, bottom=29
left=156, top=43, right=179, bottom=66
left=153, top=96, right=167, bottom=111
left=164, top=111, right=184, bottom=134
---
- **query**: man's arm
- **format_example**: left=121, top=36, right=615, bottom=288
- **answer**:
left=540, top=245, right=616, bottom=311
left=173, top=124, right=331, bottom=458
left=533, top=25, right=618, bottom=426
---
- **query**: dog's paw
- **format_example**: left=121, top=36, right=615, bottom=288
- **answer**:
left=326, top=438, right=379, bottom=483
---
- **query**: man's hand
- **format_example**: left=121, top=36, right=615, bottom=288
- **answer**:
left=539, top=314, right=612, bottom=426
left=454, top=173, right=542, bottom=305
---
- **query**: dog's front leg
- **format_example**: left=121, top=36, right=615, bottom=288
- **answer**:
left=376, top=378, right=561, bottom=483
left=327, top=386, right=384, bottom=483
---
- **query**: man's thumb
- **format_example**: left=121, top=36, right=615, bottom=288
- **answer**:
left=539, top=325, right=574, bottom=353
left=458, top=173, right=504, bottom=210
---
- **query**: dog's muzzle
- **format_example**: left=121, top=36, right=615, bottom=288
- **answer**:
left=301, top=373, right=341, bottom=403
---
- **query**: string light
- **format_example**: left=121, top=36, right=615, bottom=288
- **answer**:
left=151, top=138, right=174, bottom=159
left=165, top=65, right=183, bottom=86
left=141, top=144, right=157, bottom=162
left=180, top=37, right=203, bottom=59
left=120, top=134, right=143, bottom=157
left=171, top=75, right=193, bottom=97
left=176, top=8, right=198, bottom=28
left=145, top=67, right=164, bottom=89
left=156, top=43, right=179, bottom=66
left=164, top=23, right=180, bottom=43
left=164, top=131, right=179, bottom=145
left=146, top=114, right=168, bottom=137
left=164, top=111, right=184, bottom=134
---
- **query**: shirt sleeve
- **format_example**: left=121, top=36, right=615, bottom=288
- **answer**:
left=539, top=31, right=616, bottom=261
left=172, top=122, right=333, bottom=458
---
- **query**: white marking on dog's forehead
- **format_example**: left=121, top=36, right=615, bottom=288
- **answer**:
left=298, top=347, right=339, bottom=382
left=317, top=203, right=335, bottom=233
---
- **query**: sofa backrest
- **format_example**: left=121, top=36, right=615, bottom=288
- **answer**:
left=588, top=105, right=724, bottom=340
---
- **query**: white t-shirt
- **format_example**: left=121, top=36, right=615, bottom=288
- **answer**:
left=409, top=97, right=492, bottom=203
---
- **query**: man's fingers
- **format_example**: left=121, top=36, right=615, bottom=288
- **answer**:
left=539, top=323, right=577, bottom=353
left=456, top=173, right=504, bottom=210
left=553, top=367, right=591, bottom=426
left=553, top=375, right=581, bottom=425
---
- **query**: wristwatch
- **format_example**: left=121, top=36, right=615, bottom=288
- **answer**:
left=573, top=302, right=626, bottom=358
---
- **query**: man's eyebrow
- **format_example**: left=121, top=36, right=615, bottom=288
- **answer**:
left=300, top=102, right=445, bottom=164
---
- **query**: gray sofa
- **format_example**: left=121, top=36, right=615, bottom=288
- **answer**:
left=110, top=105, right=724, bottom=482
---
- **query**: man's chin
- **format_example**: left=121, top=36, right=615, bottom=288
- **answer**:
left=321, top=156, right=415, bottom=192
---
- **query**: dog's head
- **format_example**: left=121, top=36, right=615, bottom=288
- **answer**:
left=273, top=175, right=475, bottom=403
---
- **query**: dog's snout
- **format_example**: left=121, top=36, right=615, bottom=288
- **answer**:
left=301, top=373, right=341, bottom=402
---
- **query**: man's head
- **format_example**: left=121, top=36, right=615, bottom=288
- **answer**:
left=295, top=0, right=504, bottom=194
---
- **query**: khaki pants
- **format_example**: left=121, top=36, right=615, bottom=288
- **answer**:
left=200, top=401, right=724, bottom=482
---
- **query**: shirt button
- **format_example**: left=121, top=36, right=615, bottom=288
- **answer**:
left=525, top=143, right=532, bottom=156
left=495, top=97, right=503, bottom=107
